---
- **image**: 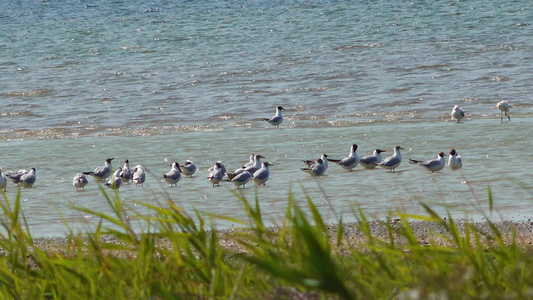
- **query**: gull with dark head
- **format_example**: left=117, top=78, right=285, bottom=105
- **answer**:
left=327, top=144, right=359, bottom=171
left=448, top=149, right=463, bottom=170
left=359, top=149, right=386, bottom=169
left=84, top=158, right=114, bottom=181
left=409, top=152, right=446, bottom=172
left=263, top=106, right=285, bottom=128
left=163, top=162, right=182, bottom=187
left=253, top=162, right=273, bottom=186
left=180, top=160, right=197, bottom=177
left=376, top=146, right=404, bottom=172
left=120, top=159, right=132, bottom=184
left=208, top=162, right=224, bottom=187
left=301, top=158, right=326, bottom=177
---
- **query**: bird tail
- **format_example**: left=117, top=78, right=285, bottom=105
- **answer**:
left=327, top=158, right=341, bottom=163
left=83, top=172, right=94, bottom=175
left=409, top=159, right=421, bottom=164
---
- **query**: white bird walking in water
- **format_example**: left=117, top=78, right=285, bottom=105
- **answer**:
left=106, top=167, right=122, bottom=190
left=253, top=162, right=273, bottom=186
left=84, top=158, right=114, bottom=181
left=132, top=165, right=146, bottom=186
left=359, top=149, right=386, bottom=169
left=448, top=149, right=463, bottom=170
left=409, top=152, right=446, bottom=172
left=327, top=144, right=359, bottom=171
left=73, top=173, right=89, bottom=191
left=496, top=100, right=511, bottom=122
left=163, top=162, right=182, bottom=187
left=208, top=162, right=224, bottom=187
left=376, top=146, right=404, bottom=172
left=263, top=106, right=285, bottom=128
left=180, top=160, right=197, bottom=177
left=451, top=105, right=465, bottom=123
left=301, top=158, right=326, bottom=177
left=120, top=159, right=132, bottom=184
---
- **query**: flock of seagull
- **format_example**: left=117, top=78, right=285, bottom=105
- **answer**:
left=0, top=101, right=512, bottom=192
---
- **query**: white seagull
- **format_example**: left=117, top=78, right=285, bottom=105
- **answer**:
left=359, top=149, right=386, bottom=169
left=0, top=168, right=7, bottom=192
left=496, top=100, right=511, bottom=122
left=132, top=165, right=146, bottom=186
left=120, top=159, right=132, bottom=184
left=253, top=162, right=273, bottom=186
left=105, top=167, right=122, bottom=190
left=180, top=160, right=197, bottom=177
left=208, top=162, right=224, bottom=187
left=263, top=106, right=285, bottom=128
left=376, top=146, right=404, bottom=172
left=409, top=152, right=446, bottom=172
left=227, top=154, right=265, bottom=180
left=163, top=162, right=182, bottom=187
left=301, top=158, right=326, bottom=177
left=448, top=149, right=463, bottom=170
left=208, top=161, right=227, bottom=176
left=231, top=170, right=252, bottom=188
left=303, top=154, right=329, bottom=172
left=84, top=158, right=114, bottom=181
left=327, top=144, right=359, bottom=171
left=73, top=173, right=89, bottom=191
left=451, top=105, right=465, bottom=123
left=5, top=169, right=28, bottom=184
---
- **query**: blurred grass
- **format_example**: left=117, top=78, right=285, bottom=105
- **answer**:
left=0, top=185, right=533, bottom=299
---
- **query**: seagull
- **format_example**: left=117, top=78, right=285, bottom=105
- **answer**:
left=72, top=173, right=89, bottom=191
left=359, top=149, right=386, bottom=169
left=5, top=169, right=28, bottom=184
left=84, top=158, right=114, bottom=181
left=120, top=159, right=132, bottom=184
left=448, top=149, right=463, bottom=170
left=19, top=168, right=37, bottom=188
left=179, top=160, right=197, bottom=177
left=409, top=152, right=446, bottom=172
left=163, top=162, right=182, bottom=187
left=301, top=158, right=326, bottom=177
left=451, top=105, right=465, bottom=123
left=0, top=169, right=7, bottom=192
left=227, top=154, right=265, bottom=180
left=253, top=162, right=273, bottom=186
left=208, top=161, right=227, bottom=176
left=376, top=146, right=404, bottom=172
left=132, top=165, right=146, bottom=186
left=243, top=154, right=255, bottom=169
left=105, top=167, right=122, bottom=190
left=303, top=154, right=329, bottom=172
left=496, top=100, right=511, bottom=122
left=263, top=105, right=285, bottom=128
left=208, top=162, right=224, bottom=187
left=327, top=144, right=359, bottom=171
left=231, top=170, right=252, bottom=188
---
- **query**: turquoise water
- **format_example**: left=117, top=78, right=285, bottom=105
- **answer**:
left=1, top=0, right=532, bottom=236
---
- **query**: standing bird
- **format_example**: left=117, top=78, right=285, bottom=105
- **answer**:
left=253, top=162, right=273, bottom=186
left=231, top=170, right=252, bottom=188
left=84, top=158, right=114, bottom=181
left=227, top=154, right=265, bottom=180
left=208, top=162, right=224, bottom=187
left=120, top=159, right=132, bottom=184
left=409, top=152, right=446, bottom=172
left=451, top=105, right=465, bottom=123
left=496, top=100, right=511, bottom=122
left=72, top=173, right=89, bottom=191
left=327, top=144, right=359, bottom=171
left=376, top=146, right=404, bottom=172
left=263, top=106, right=285, bottom=128
left=5, top=169, right=28, bottom=184
left=163, top=162, right=182, bottom=187
left=106, top=167, right=122, bottom=190
left=180, top=160, right=197, bottom=177
left=448, top=149, right=463, bottom=170
left=132, top=165, right=146, bottom=186
left=359, top=149, right=386, bottom=169
left=0, top=168, right=7, bottom=192
left=301, top=158, right=326, bottom=177
left=19, top=168, right=37, bottom=188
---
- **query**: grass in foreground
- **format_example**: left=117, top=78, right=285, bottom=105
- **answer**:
left=0, top=185, right=533, bottom=299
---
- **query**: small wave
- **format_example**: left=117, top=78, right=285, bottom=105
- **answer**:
left=416, top=64, right=448, bottom=70
left=333, top=43, right=385, bottom=51
left=0, top=89, right=50, bottom=97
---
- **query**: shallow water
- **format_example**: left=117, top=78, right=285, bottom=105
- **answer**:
left=0, top=0, right=532, bottom=236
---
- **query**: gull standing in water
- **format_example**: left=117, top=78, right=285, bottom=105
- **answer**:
left=253, top=162, right=273, bottom=186
left=359, top=149, right=386, bottom=169
left=180, top=160, right=197, bottom=177
left=132, top=165, right=146, bottom=186
left=376, top=146, right=404, bottom=172
left=120, top=159, right=132, bottom=184
left=301, top=158, right=326, bottom=177
left=19, top=168, right=37, bottom=188
left=84, top=158, right=114, bottom=181
left=231, top=170, right=252, bottom=188
left=263, top=106, right=285, bottom=128
left=106, top=167, right=122, bottom=190
left=0, top=169, right=7, bottom=192
left=163, top=162, right=182, bottom=187
left=448, top=149, right=463, bottom=170
left=327, top=144, right=359, bottom=171
left=496, top=100, right=511, bottom=122
left=5, top=169, right=28, bottom=184
left=303, top=154, right=329, bottom=172
left=208, top=162, right=224, bottom=187
left=72, top=173, right=89, bottom=191
left=409, top=152, right=446, bottom=172
left=227, top=154, right=265, bottom=180
left=451, top=105, right=465, bottom=123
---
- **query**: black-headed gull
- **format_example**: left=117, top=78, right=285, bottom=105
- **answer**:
left=84, top=158, right=114, bottom=181
left=376, top=146, right=404, bottom=172
left=303, top=154, right=328, bottom=172
left=5, top=169, right=28, bottom=184
left=120, top=159, right=132, bottom=184
left=496, top=100, right=511, bottom=122
left=448, top=149, right=462, bottom=170
left=208, top=162, right=224, bottom=187
left=227, top=154, right=265, bottom=180
left=301, top=158, right=326, bottom=177
left=409, top=152, right=445, bottom=172
left=179, top=160, right=197, bottom=177
left=253, top=162, right=273, bottom=186
left=359, top=149, right=386, bottom=169
left=263, top=106, right=285, bottom=128
left=19, top=168, right=37, bottom=188
left=73, top=173, right=89, bottom=191
left=451, top=105, right=465, bottom=123
left=163, top=162, right=182, bottom=187
left=327, top=144, right=359, bottom=171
